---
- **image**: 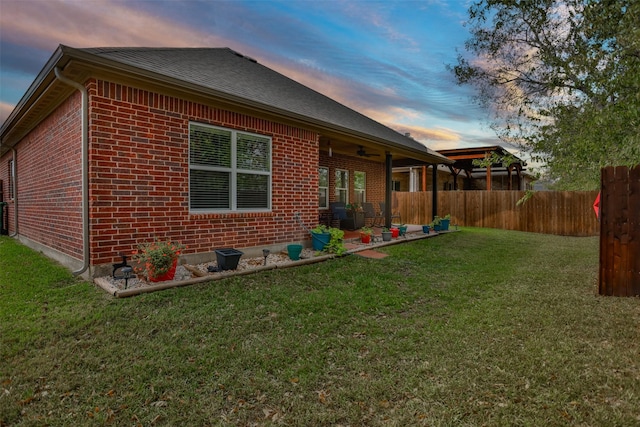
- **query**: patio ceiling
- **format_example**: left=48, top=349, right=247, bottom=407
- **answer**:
left=319, top=135, right=451, bottom=166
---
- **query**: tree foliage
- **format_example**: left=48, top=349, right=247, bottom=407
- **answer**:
left=453, top=0, right=640, bottom=190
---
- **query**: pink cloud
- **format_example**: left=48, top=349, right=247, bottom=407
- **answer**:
left=0, top=0, right=231, bottom=50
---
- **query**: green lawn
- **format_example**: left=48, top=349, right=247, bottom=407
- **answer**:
left=1, top=228, right=639, bottom=426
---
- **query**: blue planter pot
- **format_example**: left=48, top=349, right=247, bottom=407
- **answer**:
left=422, top=225, right=431, bottom=234
left=287, top=244, right=303, bottom=260
left=441, top=219, right=450, bottom=231
left=399, top=225, right=408, bottom=236
left=311, top=231, right=330, bottom=251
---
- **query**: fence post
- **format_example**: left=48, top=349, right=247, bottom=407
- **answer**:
left=599, top=165, right=640, bottom=296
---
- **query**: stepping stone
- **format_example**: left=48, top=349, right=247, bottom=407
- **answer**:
left=354, top=249, right=388, bottom=259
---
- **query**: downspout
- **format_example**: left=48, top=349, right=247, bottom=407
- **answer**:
left=9, top=148, right=18, bottom=237
left=54, top=67, right=89, bottom=276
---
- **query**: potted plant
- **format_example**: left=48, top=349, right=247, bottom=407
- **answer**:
left=325, top=227, right=347, bottom=255
left=431, top=216, right=442, bottom=232
left=345, top=203, right=365, bottom=229
left=397, top=224, right=408, bottom=236
left=422, top=224, right=431, bottom=234
left=133, top=239, right=185, bottom=282
left=360, top=226, right=373, bottom=244
left=310, top=224, right=331, bottom=251
left=441, top=214, right=451, bottom=231
left=381, top=227, right=392, bottom=242
left=390, top=226, right=400, bottom=238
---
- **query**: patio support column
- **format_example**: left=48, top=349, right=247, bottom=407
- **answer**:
left=432, top=164, right=438, bottom=220
left=385, top=152, right=392, bottom=228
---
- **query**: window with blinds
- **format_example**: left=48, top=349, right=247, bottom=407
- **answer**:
left=189, top=123, right=271, bottom=212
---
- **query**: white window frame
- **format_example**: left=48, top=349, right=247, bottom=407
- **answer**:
left=354, top=171, right=366, bottom=204
left=335, top=169, right=348, bottom=204
left=189, top=122, right=272, bottom=212
left=318, top=166, right=329, bottom=209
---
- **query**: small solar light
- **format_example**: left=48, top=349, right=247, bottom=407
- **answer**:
left=262, top=249, right=270, bottom=265
left=121, top=266, right=133, bottom=289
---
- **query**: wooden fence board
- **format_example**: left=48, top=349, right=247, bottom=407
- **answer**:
left=630, top=166, right=640, bottom=296
left=598, top=165, right=640, bottom=296
left=394, top=190, right=599, bottom=237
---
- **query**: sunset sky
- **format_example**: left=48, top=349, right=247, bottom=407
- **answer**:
left=0, top=0, right=505, bottom=152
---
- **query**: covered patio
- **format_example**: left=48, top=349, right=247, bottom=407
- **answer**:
left=316, top=132, right=453, bottom=230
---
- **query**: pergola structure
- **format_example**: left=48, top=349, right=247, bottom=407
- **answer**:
left=437, top=146, right=526, bottom=191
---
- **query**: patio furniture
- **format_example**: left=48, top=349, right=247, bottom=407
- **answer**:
left=362, top=202, right=384, bottom=227
left=330, top=202, right=356, bottom=230
left=379, top=202, right=401, bottom=224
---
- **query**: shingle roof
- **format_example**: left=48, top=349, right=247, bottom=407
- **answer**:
left=76, top=47, right=449, bottom=162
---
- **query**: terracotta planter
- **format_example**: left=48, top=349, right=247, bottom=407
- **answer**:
left=360, top=233, right=371, bottom=244
left=147, top=258, right=178, bottom=282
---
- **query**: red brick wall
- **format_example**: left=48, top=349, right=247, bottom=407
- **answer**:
left=9, top=77, right=393, bottom=271
left=89, top=79, right=319, bottom=266
left=2, top=94, right=84, bottom=258
left=319, top=151, right=385, bottom=205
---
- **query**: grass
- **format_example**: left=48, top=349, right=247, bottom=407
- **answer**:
left=1, top=228, right=639, bottom=426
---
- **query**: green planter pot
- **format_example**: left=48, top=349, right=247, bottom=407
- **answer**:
left=311, top=231, right=330, bottom=251
left=287, top=244, right=303, bottom=260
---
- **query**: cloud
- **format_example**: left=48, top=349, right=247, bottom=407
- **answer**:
left=0, top=0, right=232, bottom=54
left=0, top=102, right=14, bottom=125
left=0, top=0, right=499, bottom=149
left=393, top=124, right=460, bottom=142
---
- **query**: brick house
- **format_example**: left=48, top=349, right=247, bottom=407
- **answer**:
left=0, top=45, right=451, bottom=278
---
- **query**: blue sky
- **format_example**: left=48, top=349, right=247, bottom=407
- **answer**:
left=0, top=0, right=502, bottom=151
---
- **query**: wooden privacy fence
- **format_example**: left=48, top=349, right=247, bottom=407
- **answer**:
left=599, top=166, right=640, bottom=296
left=394, top=190, right=600, bottom=237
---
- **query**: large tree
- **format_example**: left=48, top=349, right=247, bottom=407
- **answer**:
left=453, top=0, right=640, bottom=190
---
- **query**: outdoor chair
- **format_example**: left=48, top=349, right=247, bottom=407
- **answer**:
left=379, top=202, right=401, bottom=224
left=329, top=201, right=356, bottom=230
left=362, top=202, right=384, bottom=227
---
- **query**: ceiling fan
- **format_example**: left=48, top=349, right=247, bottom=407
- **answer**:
left=356, top=146, right=380, bottom=157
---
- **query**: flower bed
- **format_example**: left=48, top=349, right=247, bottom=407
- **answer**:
left=99, top=248, right=318, bottom=292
